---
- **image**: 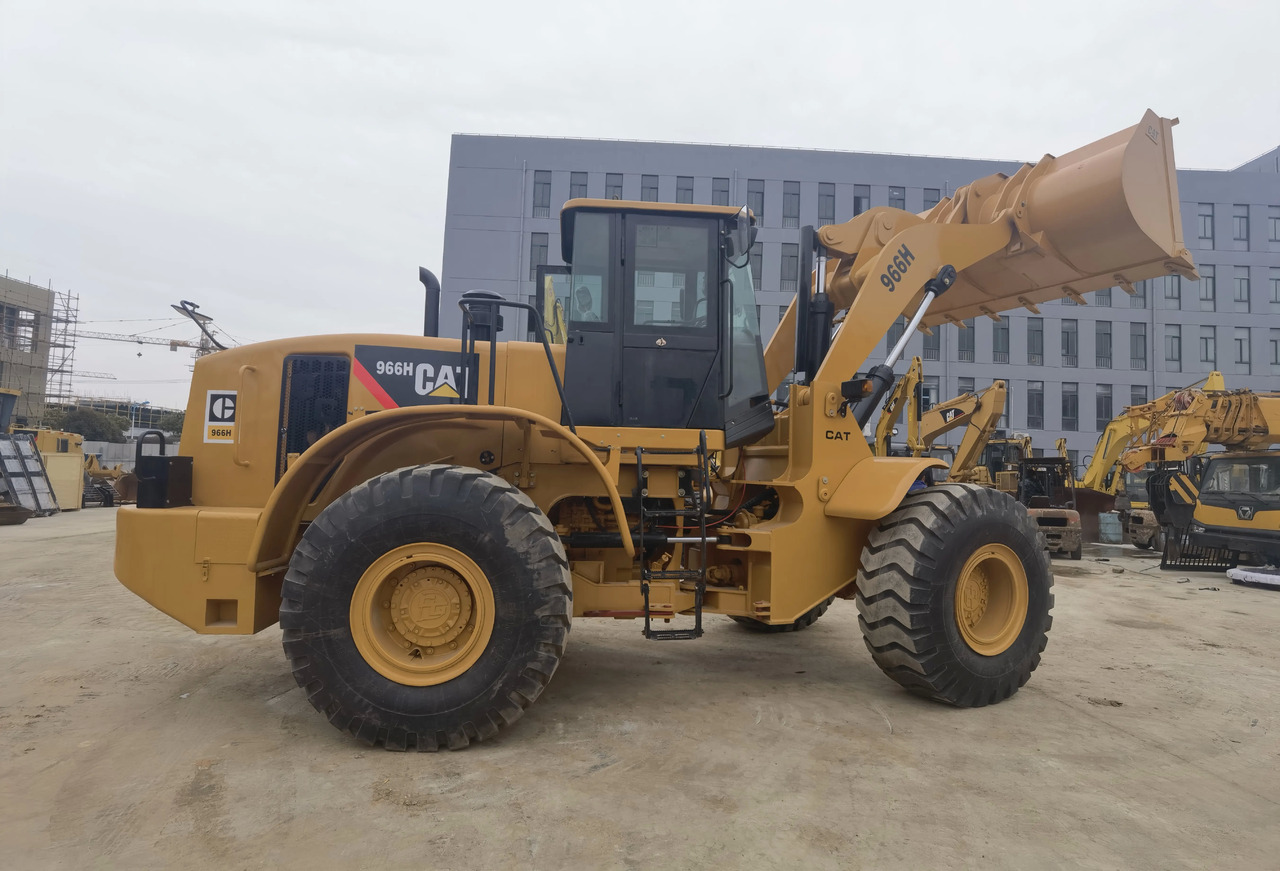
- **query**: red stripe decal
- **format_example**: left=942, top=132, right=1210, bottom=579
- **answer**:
left=353, top=358, right=398, bottom=409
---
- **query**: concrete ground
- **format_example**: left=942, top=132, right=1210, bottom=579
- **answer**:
left=2, top=508, right=1278, bottom=870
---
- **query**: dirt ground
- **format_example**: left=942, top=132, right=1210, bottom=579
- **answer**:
left=2, top=508, right=1278, bottom=870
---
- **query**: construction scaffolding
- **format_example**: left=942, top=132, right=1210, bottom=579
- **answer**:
left=46, top=289, right=79, bottom=404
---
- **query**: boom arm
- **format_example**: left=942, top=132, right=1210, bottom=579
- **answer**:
left=919, top=380, right=1008, bottom=482
left=1120, top=388, right=1280, bottom=471
left=873, top=356, right=923, bottom=456
left=1078, top=371, right=1226, bottom=493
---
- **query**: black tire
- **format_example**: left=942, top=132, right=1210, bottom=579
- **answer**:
left=280, top=464, right=571, bottom=751
left=855, top=483, right=1053, bottom=707
left=1068, top=544, right=1083, bottom=561
left=730, top=596, right=835, bottom=633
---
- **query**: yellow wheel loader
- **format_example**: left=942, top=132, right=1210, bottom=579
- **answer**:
left=115, top=112, right=1195, bottom=749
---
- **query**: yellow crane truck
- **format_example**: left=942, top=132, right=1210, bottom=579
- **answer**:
left=115, top=112, right=1194, bottom=749
left=1121, top=386, right=1280, bottom=568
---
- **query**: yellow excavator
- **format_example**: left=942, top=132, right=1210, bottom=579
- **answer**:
left=1120, top=386, right=1280, bottom=568
left=114, top=111, right=1194, bottom=750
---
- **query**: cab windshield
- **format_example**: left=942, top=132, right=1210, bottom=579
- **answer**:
left=1200, top=456, right=1280, bottom=497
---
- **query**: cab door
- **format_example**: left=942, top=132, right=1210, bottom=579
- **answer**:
left=619, top=215, right=722, bottom=430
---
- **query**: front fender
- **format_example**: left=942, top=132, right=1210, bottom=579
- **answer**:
left=246, top=405, right=632, bottom=572
left=824, top=455, right=946, bottom=521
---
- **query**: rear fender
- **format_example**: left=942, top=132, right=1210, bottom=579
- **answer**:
left=246, top=405, right=631, bottom=572
left=825, top=456, right=947, bottom=521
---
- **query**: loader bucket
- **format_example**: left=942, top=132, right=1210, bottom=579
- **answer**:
left=915, top=110, right=1195, bottom=326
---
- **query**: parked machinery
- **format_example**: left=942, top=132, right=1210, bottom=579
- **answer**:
left=1121, top=386, right=1280, bottom=568
left=115, top=112, right=1194, bottom=749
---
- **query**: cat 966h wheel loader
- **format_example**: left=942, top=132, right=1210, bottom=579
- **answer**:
left=115, top=111, right=1195, bottom=750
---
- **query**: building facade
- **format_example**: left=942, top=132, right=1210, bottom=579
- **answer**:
left=0, top=275, right=54, bottom=426
left=441, top=135, right=1280, bottom=465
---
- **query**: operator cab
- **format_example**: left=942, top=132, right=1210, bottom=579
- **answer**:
left=549, top=200, right=773, bottom=447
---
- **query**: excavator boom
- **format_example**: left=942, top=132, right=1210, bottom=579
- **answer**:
left=1079, top=372, right=1226, bottom=493
left=918, top=380, right=1008, bottom=482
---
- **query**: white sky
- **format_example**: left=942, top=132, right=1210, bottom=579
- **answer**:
left=2, top=0, right=1277, bottom=409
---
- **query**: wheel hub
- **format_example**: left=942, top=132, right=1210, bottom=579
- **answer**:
left=389, top=568, right=474, bottom=650
left=954, top=543, right=1029, bottom=657
left=349, top=543, right=495, bottom=686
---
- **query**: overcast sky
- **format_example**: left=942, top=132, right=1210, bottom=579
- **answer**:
left=2, top=0, right=1277, bottom=409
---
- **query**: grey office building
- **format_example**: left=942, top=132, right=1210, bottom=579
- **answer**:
left=441, top=135, right=1280, bottom=465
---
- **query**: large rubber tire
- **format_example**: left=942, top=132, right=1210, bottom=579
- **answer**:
left=1134, top=536, right=1152, bottom=550
left=1068, top=543, right=1083, bottom=561
left=730, top=596, right=835, bottom=633
left=280, top=465, right=571, bottom=751
left=856, top=484, right=1053, bottom=707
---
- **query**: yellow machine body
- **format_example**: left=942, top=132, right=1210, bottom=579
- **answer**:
left=116, top=111, right=1194, bottom=637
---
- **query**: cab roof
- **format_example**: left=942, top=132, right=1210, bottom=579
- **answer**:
left=559, top=198, right=751, bottom=264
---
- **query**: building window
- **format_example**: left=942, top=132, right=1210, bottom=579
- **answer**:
left=609, top=170, right=629, bottom=198
left=1096, top=384, right=1113, bottom=431
left=818, top=183, right=835, bottom=224
left=712, top=177, right=730, bottom=206
left=1027, top=381, right=1045, bottom=429
left=1199, top=264, right=1215, bottom=310
left=1234, top=266, right=1250, bottom=308
left=887, top=316, right=907, bottom=353
left=957, top=377, right=975, bottom=396
left=1131, top=384, right=1148, bottom=406
left=532, top=170, right=552, bottom=217
left=1272, top=329, right=1280, bottom=366
left=993, top=318, right=1009, bottom=363
left=780, top=242, right=798, bottom=292
left=1200, top=326, right=1216, bottom=366
left=1272, top=267, right=1280, bottom=304
left=1270, top=206, right=1280, bottom=244
left=777, top=304, right=788, bottom=325
left=1027, top=317, right=1044, bottom=365
left=888, top=186, right=905, bottom=209
left=923, top=188, right=941, bottom=210
left=1094, top=320, right=1112, bottom=368
left=782, top=181, right=800, bottom=228
left=1163, top=274, right=1181, bottom=306
left=750, top=242, right=763, bottom=292
left=529, top=232, right=548, bottom=280
left=853, top=184, right=870, bottom=215
left=605, top=173, right=623, bottom=200
left=1235, top=327, right=1251, bottom=370
left=570, top=172, right=587, bottom=200
left=958, top=319, right=975, bottom=361
left=922, top=375, right=940, bottom=410
left=0, top=304, right=38, bottom=353
left=1233, top=204, right=1249, bottom=245
left=1131, top=280, right=1147, bottom=309
left=675, top=176, right=694, bottom=204
left=1198, top=202, right=1214, bottom=248
left=1165, top=324, right=1182, bottom=372
left=641, top=174, right=659, bottom=202
left=923, top=329, right=940, bottom=360
left=748, top=179, right=765, bottom=218
left=1130, top=321, right=1147, bottom=370
left=1062, top=383, right=1079, bottom=432
left=1062, top=319, right=1078, bottom=367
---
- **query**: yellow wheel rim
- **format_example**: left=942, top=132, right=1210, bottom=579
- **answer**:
left=953, top=543, right=1029, bottom=657
left=349, top=543, right=495, bottom=686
